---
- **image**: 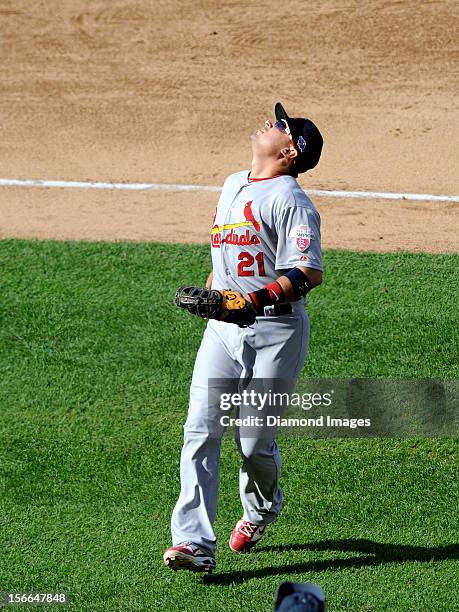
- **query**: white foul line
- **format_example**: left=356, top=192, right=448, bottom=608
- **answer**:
left=0, top=178, right=458, bottom=203
left=0, top=178, right=221, bottom=193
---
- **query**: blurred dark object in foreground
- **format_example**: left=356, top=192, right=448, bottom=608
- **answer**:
left=274, top=582, right=325, bottom=611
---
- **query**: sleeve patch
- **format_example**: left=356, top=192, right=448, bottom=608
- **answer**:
left=289, top=224, right=315, bottom=252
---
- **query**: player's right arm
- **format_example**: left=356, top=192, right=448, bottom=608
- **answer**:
left=205, top=271, right=214, bottom=289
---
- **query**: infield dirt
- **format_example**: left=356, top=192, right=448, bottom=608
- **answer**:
left=0, top=0, right=457, bottom=252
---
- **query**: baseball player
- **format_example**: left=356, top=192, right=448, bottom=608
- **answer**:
left=164, top=102, right=324, bottom=573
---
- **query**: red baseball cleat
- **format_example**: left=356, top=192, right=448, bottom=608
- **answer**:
left=229, top=519, right=267, bottom=553
left=163, top=542, right=216, bottom=573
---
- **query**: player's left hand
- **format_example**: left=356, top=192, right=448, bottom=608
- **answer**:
left=175, top=286, right=257, bottom=327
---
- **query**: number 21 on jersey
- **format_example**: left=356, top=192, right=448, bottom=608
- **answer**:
left=237, top=251, right=265, bottom=276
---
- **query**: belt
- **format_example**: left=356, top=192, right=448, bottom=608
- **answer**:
left=261, top=303, right=293, bottom=317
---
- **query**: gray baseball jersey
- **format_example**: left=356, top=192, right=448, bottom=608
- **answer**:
left=210, top=171, right=323, bottom=300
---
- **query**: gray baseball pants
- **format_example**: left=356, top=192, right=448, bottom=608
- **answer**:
left=171, top=307, right=309, bottom=555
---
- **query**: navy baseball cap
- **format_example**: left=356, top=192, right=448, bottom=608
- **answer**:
left=275, top=102, right=323, bottom=173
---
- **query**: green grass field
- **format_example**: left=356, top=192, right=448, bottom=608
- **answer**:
left=0, top=240, right=458, bottom=611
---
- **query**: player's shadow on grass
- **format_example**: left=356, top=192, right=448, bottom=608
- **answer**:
left=204, top=539, right=459, bottom=585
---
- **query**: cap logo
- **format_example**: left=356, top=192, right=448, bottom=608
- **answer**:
left=297, top=135, right=306, bottom=152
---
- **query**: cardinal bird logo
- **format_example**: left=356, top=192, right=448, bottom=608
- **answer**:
left=243, top=201, right=260, bottom=232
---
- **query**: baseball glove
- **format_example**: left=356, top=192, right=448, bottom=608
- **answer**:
left=175, top=286, right=257, bottom=327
